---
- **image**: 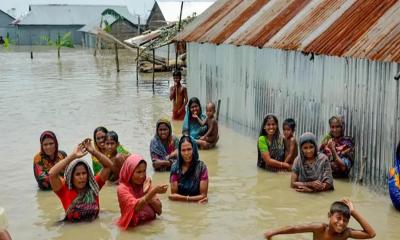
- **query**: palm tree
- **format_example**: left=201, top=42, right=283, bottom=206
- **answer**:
left=42, top=32, right=74, bottom=59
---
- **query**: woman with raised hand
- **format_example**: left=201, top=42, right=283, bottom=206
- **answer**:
left=49, top=138, right=113, bottom=222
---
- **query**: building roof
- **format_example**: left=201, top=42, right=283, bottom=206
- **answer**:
left=78, top=10, right=140, bottom=34
left=0, top=9, right=16, bottom=21
left=156, top=0, right=215, bottom=23
left=15, top=4, right=138, bottom=26
left=176, top=0, right=400, bottom=63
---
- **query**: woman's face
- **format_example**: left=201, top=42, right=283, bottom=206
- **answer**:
left=131, top=162, right=147, bottom=185
left=105, top=137, right=117, bottom=155
left=301, top=142, right=315, bottom=159
left=157, top=123, right=170, bottom=140
left=190, top=102, right=200, bottom=116
left=42, top=137, right=56, bottom=156
left=72, top=164, right=88, bottom=190
left=95, top=131, right=107, bottom=150
left=330, top=119, right=343, bottom=138
left=264, top=118, right=278, bottom=136
left=181, top=141, right=193, bottom=163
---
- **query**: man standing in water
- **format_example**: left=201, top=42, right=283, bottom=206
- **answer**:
left=169, top=70, right=188, bottom=121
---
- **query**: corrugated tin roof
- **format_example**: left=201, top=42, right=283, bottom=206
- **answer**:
left=0, top=9, right=16, bottom=21
left=156, top=0, right=215, bottom=23
left=16, top=4, right=138, bottom=26
left=176, top=0, right=400, bottom=63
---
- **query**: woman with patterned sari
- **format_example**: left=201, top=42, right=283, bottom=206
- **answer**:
left=49, top=138, right=113, bottom=222
left=92, top=126, right=129, bottom=175
left=257, top=114, right=290, bottom=171
left=169, top=136, right=208, bottom=203
left=33, top=131, right=67, bottom=190
left=150, top=119, right=179, bottom=171
left=320, top=116, right=355, bottom=178
left=291, top=132, right=334, bottom=193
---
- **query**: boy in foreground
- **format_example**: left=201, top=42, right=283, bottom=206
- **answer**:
left=264, top=198, right=375, bottom=239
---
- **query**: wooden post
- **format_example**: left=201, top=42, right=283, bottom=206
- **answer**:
left=115, top=43, right=120, bottom=72
left=138, top=16, right=141, bottom=35
left=216, top=99, right=222, bottom=121
left=136, top=47, right=139, bottom=85
left=167, top=44, right=170, bottom=68
left=175, top=1, right=184, bottom=71
left=152, top=48, right=155, bottom=93
left=30, top=51, right=33, bottom=59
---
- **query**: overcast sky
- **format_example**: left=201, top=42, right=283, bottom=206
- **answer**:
left=0, top=0, right=155, bottom=18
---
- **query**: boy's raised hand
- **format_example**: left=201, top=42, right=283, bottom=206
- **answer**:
left=342, top=198, right=354, bottom=213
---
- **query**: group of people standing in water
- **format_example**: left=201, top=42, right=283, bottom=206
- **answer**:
left=30, top=71, right=218, bottom=230
left=25, top=70, right=375, bottom=240
left=258, top=114, right=354, bottom=193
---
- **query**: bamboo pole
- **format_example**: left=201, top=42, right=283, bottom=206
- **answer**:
left=136, top=47, right=139, bottom=85
left=175, top=1, right=184, bottom=71
left=167, top=44, right=170, bottom=68
left=153, top=48, right=155, bottom=93
left=115, top=43, right=120, bottom=72
left=216, top=99, right=222, bottom=121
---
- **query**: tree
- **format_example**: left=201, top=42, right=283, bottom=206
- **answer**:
left=42, top=32, right=74, bottom=59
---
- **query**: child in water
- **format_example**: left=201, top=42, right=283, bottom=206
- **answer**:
left=282, top=118, right=298, bottom=165
left=105, top=131, right=129, bottom=183
left=169, top=70, right=188, bottom=120
left=196, top=102, right=219, bottom=149
left=264, top=198, right=376, bottom=239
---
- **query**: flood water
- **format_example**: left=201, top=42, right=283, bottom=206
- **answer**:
left=0, top=47, right=399, bottom=239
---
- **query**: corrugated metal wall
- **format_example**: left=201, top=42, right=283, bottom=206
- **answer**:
left=187, top=42, right=400, bottom=186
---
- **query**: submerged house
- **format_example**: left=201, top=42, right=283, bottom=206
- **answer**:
left=146, top=0, right=215, bottom=30
left=79, top=11, right=142, bottom=48
left=13, top=4, right=138, bottom=45
left=0, top=9, right=15, bottom=40
left=176, top=0, right=400, bottom=186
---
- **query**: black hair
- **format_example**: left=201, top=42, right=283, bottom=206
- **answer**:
left=259, top=114, right=280, bottom=138
left=328, top=116, right=342, bottom=126
left=173, top=70, right=182, bottom=77
left=330, top=201, right=350, bottom=219
left=93, top=126, right=108, bottom=145
left=188, top=97, right=202, bottom=116
left=105, top=130, right=119, bottom=143
left=283, top=118, right=296, bottom=131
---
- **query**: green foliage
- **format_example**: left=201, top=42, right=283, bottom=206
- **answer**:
left=103, top=20, right=112, bottom=33
left=4, top=32, right=10, bottom=48
left=41, top=32, right=74, bottom=58
left=101, top=9, right=124, bottom=33
left=101, top=9, right=124, bottom=21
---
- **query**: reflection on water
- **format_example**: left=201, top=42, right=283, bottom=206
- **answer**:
left=0, top=47, right=398, bottom=240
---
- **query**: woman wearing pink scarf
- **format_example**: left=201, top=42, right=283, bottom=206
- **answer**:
left=117, top=154, right=168, bottom=230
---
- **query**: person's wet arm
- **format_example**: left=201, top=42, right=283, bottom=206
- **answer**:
left=261, top=151, right=291, bottom=170
left=49, top=144, right=86, bottom=192
left=169, top=86, right=176, bottom=101
left=284, top=139, right=297, bottom=164
left=264, top=223, right=325, bottom=239
left=344, top=199, right=376, bottom=239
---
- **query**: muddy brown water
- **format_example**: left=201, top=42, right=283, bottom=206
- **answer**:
left=0, top=47, right=398, bottom=239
